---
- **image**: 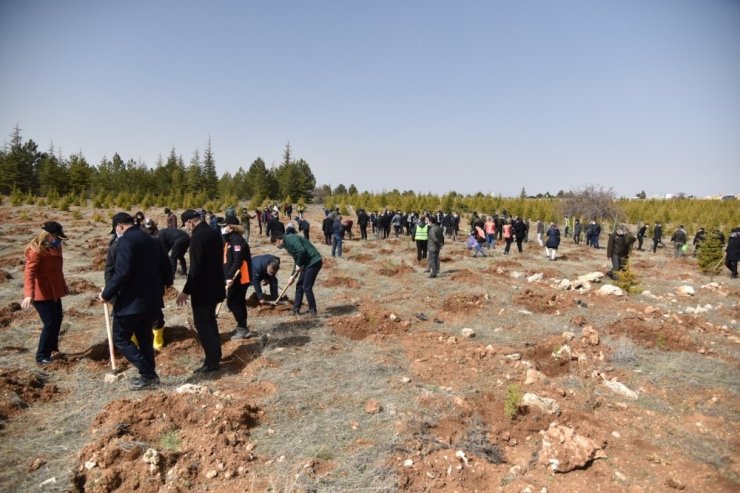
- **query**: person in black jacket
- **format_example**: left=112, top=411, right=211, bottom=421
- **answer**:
left=637, top=223, right=648, bottom=251
left=652, top=221, right=663, bottom=253
left=296, top=216, right=311, bottom=241
left=100, top=212, right=173, bottom=390
left=322, top=213, right=333, bottom=245
left=513, top=217, right=527, bottom=253
left=158, top=227, right=190, bottom=276
left=357, top=209, right=369, bottom=240
left=177, top=209, right=226, bottom=374
left=219, top=218, right=254, bottom=340
left=725, top=228, right=740, bottom=279
left=250, top=254, right=280, bottom=302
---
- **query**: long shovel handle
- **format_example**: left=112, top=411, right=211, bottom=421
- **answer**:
left=103, top=303, right=117, bottom=371
left=216, top=270, right=241, bottom=316
left=271, top=269, right=300, bottom=305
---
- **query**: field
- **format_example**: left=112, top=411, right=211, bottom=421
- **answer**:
left=0, top=202, right=738, bottom=492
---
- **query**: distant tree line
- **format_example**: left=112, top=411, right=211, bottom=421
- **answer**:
left=0, top=126, right=316, bottom=205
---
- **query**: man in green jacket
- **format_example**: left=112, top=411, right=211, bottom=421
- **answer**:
left=271, top=232, right=323, bottom=317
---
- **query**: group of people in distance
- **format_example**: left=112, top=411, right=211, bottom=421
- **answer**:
left=19, top=204, right=740, bottom=389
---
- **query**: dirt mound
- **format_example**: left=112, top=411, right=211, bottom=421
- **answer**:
left=447, top=269, right=475, bottom=282
left=0, top=368, right=62, bottom=429
left=0, top=257, right=24, bottom=268
left=76, top=392, right=261, bottom=491
left=0, top=302, right=22, bottom=328
left=514, top=288, right=571, bottom=314
left=0, top=269, right=12, bottom=283
left=377, top=261, right=415, bottom=277
left=67, top=278, right=100, bottom=295
left=351, top=253, right=374, bottom=263
left=321, top=276, right=360, bottom=288
left=329, top=308, right=407, bottom=340
left=604, top=315, right=697, bottom=351
left=440, top=293, right=489, bottom=314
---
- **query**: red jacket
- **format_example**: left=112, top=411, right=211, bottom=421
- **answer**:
left=23, top=246, right=68, bottom=301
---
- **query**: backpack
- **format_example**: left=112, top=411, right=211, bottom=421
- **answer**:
left=466, top=235, right=477, bottom=250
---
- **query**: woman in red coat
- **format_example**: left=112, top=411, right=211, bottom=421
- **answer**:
left=22, top=222, right=68, bottom=364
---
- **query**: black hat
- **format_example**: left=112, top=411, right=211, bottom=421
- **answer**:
left=109, top=212, right=134, bottom=234
left=43, top=221, right=67, bottom=239
left=164, top=208, right=171, bottom=214
left=181, top=209, right=199, bottom=227
left=217, top=216, right=239, bottom=226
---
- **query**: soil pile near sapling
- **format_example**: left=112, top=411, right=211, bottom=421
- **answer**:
left=513, top=287, right=572, bottom=314
left=439, top=293, right=489, bottom=315
left=0, top=302, right=22, bottom=328
left=377, top=261, right=415, bottom=277
left=321, top=276, right=360, bottom=288
left=76, top=237, right=111, bottom=272
left=76, top=391, right=261, bottom=492
left=0, top=269, right=12, bottom=283
left=329, top=305, right=408, bottom=340
left=0, top=368, right=62, bottom=429
left=604, top=315, right=698, bottom=351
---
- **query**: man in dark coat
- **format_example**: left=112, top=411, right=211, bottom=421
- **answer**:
left=165, top=208, right=178, bottom=229
left=101, top=212, right=173, bottom=390
left=573, top=219, right=582, bottom=245
left=725, top=228, right=740, bottom=279
left=177, top=209, right=226, bottom=374
left=250, top=254, right=280, bottom=302
left=323, top=213, right=334, bottom=245
left=513, top=217, right=527, bottom=253
left=158, top=227, right=190, bottom=276
left=637, top=223, right=648, bottom=251
left=652, top=221, right=663, bottom=253
left=606, top=226, right=636, bottom=278
left=357, top=209, right=369, bottom=240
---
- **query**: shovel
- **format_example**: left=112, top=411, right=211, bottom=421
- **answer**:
left=103, top=302, right=117, bottom=371
left=216, top=270, right=241, bottom=316
left=270, top=267, right=301, bottom=306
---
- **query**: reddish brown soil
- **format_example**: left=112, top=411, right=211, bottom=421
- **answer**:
left=0, top=368, right=63, bottom=429
left=514, top=287, right=573, bottom=314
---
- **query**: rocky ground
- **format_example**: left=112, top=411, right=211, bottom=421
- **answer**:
left=0, top=202, right=738, bottom=492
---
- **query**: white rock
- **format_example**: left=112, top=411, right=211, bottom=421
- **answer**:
left=206, top=469, right=218, bottom=479
left=176, top=383, right=210, bottom=394
left=578, top=272, right=604, bottom=283
left=527, top=273, right=543, bottom=283
left=552, top=345, right=572, bottom=360
left=403, top=459, right=414, bottom=468
left=104, top=372, right=125, bottom=384
left=84, top=461, right=97, bottom=470
left=524, top=369, right=547, bottom=385
left=510, top=271, right=524, bottom=279
left=461, top=328, right=476, bottom=338
left=389, top=313, right=399, bottom=322
left=611, top=431, right=621, bottom=439
left=401, top=377, right=411, bottom=384
left=581, top=326, right=600, bottom=345
left=522, top=392, right=561, bottom=415
left=518, top=309, right=533, bottom=316
left=142, top=448, right=160, bottom=465
left=539, top=423, right=605, bottom=473
left=558, top=279, right=572, bottom=290
left=40, top=477, right=57, bottom=487
left=505, top=353, right=522, bottom=361
left=597, top=285, right=623, bottom=296
left=562, top=331, right=575, bottom=342
left=677, top=286, right=695, bottom=296
left=602, top=379, right=638, bottom=400
left=573, top=280, right=592, bottom=293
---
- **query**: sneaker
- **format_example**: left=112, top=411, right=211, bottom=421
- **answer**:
left=37, top=357, right=53, bottom=365
left=131, top=376, right=160, bottom=391
left=231, top=327, right=254, bottom=340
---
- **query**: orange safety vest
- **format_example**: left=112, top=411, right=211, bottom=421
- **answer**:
left=223, top=243, right=251, bottom=284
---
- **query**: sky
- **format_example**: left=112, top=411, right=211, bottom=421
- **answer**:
left=1, top=0, right=739, bottom=198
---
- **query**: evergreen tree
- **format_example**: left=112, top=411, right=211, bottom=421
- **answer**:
left=187, top=148, right=203, bottom=193
left=202, top=137, right=218, bottom=198
left=67, top=153, right=92, bottom=194
left=696, top=235, right=724, bottom=278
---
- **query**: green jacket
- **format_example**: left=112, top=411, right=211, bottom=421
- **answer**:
left=283, top=234, right=322, bottom=274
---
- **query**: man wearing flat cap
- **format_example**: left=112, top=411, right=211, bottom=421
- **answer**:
left=177, top=209, right=226, bottom=374
left=101, top=212, right=173, bottom=390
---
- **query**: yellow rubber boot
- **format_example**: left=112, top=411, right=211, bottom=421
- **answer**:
left=131, top=334, right=139, bottom=347
left=152, top=326, right=165, bottom=351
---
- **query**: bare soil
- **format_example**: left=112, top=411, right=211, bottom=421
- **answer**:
left=0, top=202, right=738, bottom=492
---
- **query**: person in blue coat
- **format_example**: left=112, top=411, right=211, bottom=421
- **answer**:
left=250, top=254, right=281, bottom=302
left=100, top=212, right=173, bottom=390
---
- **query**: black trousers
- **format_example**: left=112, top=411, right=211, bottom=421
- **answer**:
left=416, top=240, right=428, bottom=260
left=33, top=299, right=63, bottom=362
left=726, top=258, right=738, bottom=278
left=226, top=282, right=249, bottom=328
left=113, top=310, right=158, bottom=379
left=192, top=303, right=222, bottom=368
left=294, top=260, right=322, bottom=312
left=170, top=240, right=188, bottom=275
left=360, top=224, right=368, bottom=240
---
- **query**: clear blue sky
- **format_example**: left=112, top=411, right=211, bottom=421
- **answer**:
left=1, top=0, right=738, bottom=198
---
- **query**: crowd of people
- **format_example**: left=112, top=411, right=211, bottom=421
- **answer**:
left=19, top=203, right=739, bottom=389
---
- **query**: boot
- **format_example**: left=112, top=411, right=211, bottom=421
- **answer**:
left=152, top=326, right=165, bottom=351
left=231, top=327, right=252, bottom=340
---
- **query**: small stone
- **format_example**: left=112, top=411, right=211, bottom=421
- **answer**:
left=364, top=398, right=382, bottom=414
left=558, top=279, right=572, bottom=290
left=403, top=459, right=414, bottom=468
left=527, top=273, right=543, bottom=282
left=644, top=306, right=657, bottom=314
left=677, top=286, right=695, bottom=296
left=578, top=271, right=604, bottom=283
left=561, top=331, right=575, bottom=341
left=510, top=271, right=524, bottom=279
left=581, top=326, right=600, bottom=345
left=509, top=465, right=522, bottom=475
left=615, top=470, right=627, bottom=481
left=461, top=328, right=476, bottom=338
left=602, top=379, right=638, bottom=400
left=401, top=377, right=411, bottom=384
left=522, top=392, right=561, bottom=415
left=446, top=336, right=458, bottom=344
left=104, top=373, right=125, bottom=384
left=84, top=461, right=97, bottom=470
left=611, top=431, right=621, bottom=439
left=389, top=313, right=399, bottom=322
left=176, top=383, right=210, bottom=394
left=206, top=469, right=218, bottom=479
left=665, top=478, right=686, bottom=490
left=597, top=285, right=623, bottom=296
left=524, top=368, right=546, bottom=385
left=518, top=309, right=533, bottom=315
left=29, top=458, right=46, bottom=472
left=505, top=353, right=521, bottom=361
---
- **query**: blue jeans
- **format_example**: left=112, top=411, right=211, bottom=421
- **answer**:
left=486, top=233, right=495, bottom=248
left=332, top=236, right=342, bottom=257
left=473, top=243, right=487, bottom=257
left=295, top=260, right=322, bottom=312
left=113, top=311, right=159, bottom=379
left=33, top=299, right=63, bottom=361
